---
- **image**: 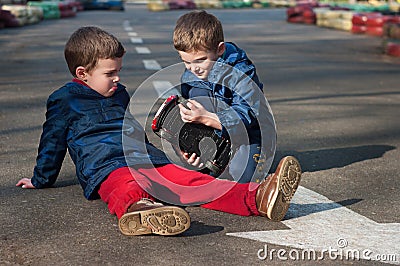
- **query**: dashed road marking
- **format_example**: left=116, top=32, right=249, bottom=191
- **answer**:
left=135, top=47, right=151, bottom=54
left=152, top=81, right=180, bottom=98
left=123, top=20, right=132, bottom=31
left=124, top=21, right=174, bottom=101
left=227, top=186, right=400, bottom=264
left=130, top=37, right=143, bottom=44
left=143, top=60, right=161, bottom=70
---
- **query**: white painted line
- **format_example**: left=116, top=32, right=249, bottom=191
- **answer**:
left=128, top=32, right=138, bottom=37
left=123, top=23, right=133, bottom=31
left=135, top=47, right=151, bottom=54
left=123, top=20, right=130, bottom=28
left=124, top=26, right=133, bottom=32
left=143, top=60, right=161, bottom=70
left=152, top=81, right=181, bottom=98
left=227, top=186, right=400, bottom=264
left=130, top=37, right=143, bottom=44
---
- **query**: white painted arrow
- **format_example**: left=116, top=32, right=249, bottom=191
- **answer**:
left=228, top=186, right=400, bottom=264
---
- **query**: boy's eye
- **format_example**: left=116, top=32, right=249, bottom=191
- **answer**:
left=182, top=59, right=207, bottom=65
left=106, top=68, right=122, bottom=76
left=106, top=71, right=117, bottom=76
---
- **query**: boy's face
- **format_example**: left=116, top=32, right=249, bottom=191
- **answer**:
left=83, top=57, right=123, bottom=97
left=178, top=43, right=225, bottom=80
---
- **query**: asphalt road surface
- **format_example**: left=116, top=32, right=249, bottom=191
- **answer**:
left=0, top=4, right=399, bottom=265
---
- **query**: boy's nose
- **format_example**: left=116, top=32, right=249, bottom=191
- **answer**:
left=188, top=65, right=199, bottom=73
left=113, top=76, right=120, bottom=83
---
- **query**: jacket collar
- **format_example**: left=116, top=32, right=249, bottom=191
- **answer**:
left=72, top=78, right=89, bottom=87
left=68, top=79, right=126, bottom=97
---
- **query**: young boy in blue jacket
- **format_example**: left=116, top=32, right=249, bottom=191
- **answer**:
left=16, top=26, right=302, bottom=237
left=173, top=10, right=276, bottom=184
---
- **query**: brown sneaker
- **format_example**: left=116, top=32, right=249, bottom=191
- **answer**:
left=256, top=156, right=302, bottom=221
left=118, top=198, right=190, bottom=236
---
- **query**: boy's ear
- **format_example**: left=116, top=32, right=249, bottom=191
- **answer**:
left=75, top=66, right=87, bottom=80
left=217, top=42, right=225, bottom=57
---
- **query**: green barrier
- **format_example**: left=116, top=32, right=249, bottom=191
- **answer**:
left=221, top=0, right=252, bottom=8
left=326, top=2, right=390, bottom=13
left=28, top=1, right=61, bottom=19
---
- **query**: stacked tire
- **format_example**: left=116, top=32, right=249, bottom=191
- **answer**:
left=365, top=14, right=390, bottom=36
left=351, top=12, right=372, bottom=34
left=27, top=1, right=60, bottom=19
left=221, top=0, right=252, bottom=8
left=168, top=0, right=196, bottom=10
left=58, top=1, right=77, bottom=18
left=382, top=22, right=400, bottom=57
left=286, top=4, right=317, bottom=24
left=193, top=0, right=222, bottom=9
left=352, top=13, right=400, bottom=36
left=0, top=8, right=20, bottom=27
left=269, top=0, right=294, bottom=8
left=1, top=4, right=43, bottom=27
left=26, top=5, right=43, bottom=24
left=314, top=8, right=354, bottom=31
left=147, top=0, right=169, bottom=11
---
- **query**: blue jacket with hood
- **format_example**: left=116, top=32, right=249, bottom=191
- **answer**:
left=31, top=80, right=170, bottom=199
left=180, top=42, right=276, bottom=182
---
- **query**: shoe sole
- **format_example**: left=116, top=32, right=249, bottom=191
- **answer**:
left=118, top=206, right=190, bottom=236
left=267, top=156, right=302, bottom=221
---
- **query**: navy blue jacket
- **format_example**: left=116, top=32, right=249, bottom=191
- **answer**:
left=32, top=81, right=169, bottom=199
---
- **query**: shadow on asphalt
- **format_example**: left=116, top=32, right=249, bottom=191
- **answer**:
left=182, top=221, right=224, bottom=237
left=53, top=178, right=79, bottom=187
left=274, top=144, right=396, bottom=173
left=269, top=90, right=400, bottom=105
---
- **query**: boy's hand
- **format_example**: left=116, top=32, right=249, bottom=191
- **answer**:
left=16, top=178, right=36, bottom=189
left=182, top=152, right=204, bottom=168
left=178, top=100, right=222, bottom=130
left=178, top=99, right=206, bottom=123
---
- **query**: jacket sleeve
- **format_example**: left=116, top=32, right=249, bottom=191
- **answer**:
left=216, top=67, right=263, bottom=139
left=31, top=94, right=68, bottom=188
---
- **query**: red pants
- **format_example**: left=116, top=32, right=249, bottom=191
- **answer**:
left=98, top=164, right=260, bottom=219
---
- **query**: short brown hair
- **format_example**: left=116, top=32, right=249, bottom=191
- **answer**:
left=64, top=26, right=125, bottom=76
left=173, top=10, right=224, bottom=53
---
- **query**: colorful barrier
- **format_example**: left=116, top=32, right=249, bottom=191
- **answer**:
left=27, top=1, right=60, bottom=19
left=286, top=4, right=318, bottom=24
left=286, top=2, right=400, bottom=57
left=0, top=1, right=84, bottom=29
left=0, top=9, right=21, bottom=27
left=168, top=0, right=196, bottom=9
left=314, top=7, right=354, bottom=30
left=193, top=0, right=222, bottom=8
left=147, top=0, right=286, bottom=11
left=352, top=12, right=400, bottom=37
left=1, top=4, right=43, bottom=26
left=383, top=39, right=400, bottom=56
left=382, top=22, right=400, bottom=57
left=147, top=0, right=170, bottom=11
